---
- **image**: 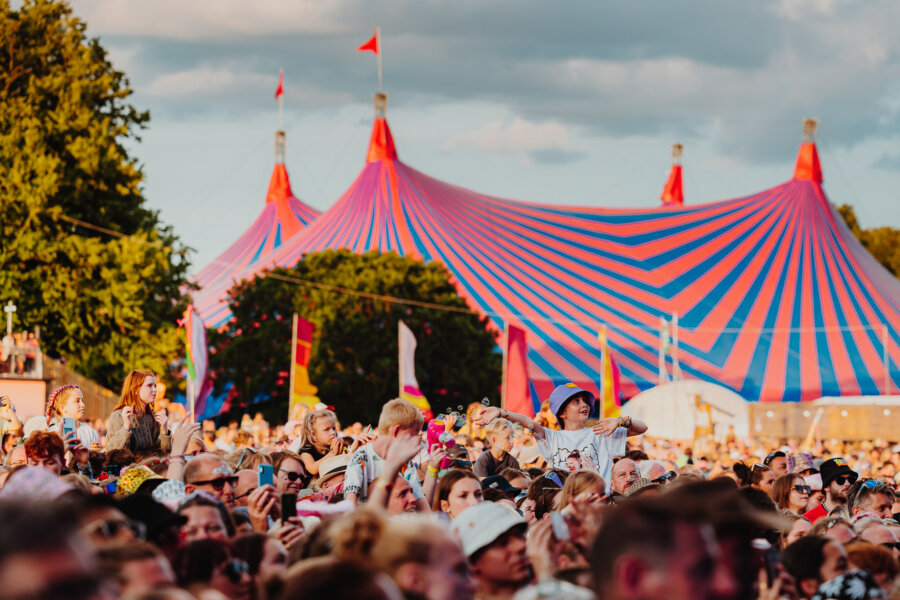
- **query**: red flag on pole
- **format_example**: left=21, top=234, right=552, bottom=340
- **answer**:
left=357, top=31, right=379, bottom=55
left=503, top=323, right=534, bottom=417
left=274, top=69, right=283, bottom=100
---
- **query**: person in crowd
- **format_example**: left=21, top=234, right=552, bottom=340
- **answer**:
left=764, top=450, right=788, bottom=477
left=558, top=470, right=605, bottom=510
left=848, top=478, right=895, bottom=519
left=45, top=385, right=101, bottom=448
left=0, top=394, right=23, bottom=440
left=810, top=516, right=857, bottom=544
left=367, top=428, right=432, bottom=515
left=433, top=468, right=484, bottom=518
left=294, top=408, right=370, bottom=475
left=345, top=398, right=430, bottom=508
left=96, top=541, right=176, bottom=597
left=780, top=511, right=812, bottom=548
left=453, top=501, right=532, bottom=600
left=270, top=556, right=404, bottom=600
left=855, top=517, right=900, bottom=560
left=772, top=472, right=811, bottom=513
left=328, top=505, right=476, bottom=600
left=781, top=536, right=850, bottom=599
left=733, top=461, right=775, bottom=495
left=609, top=457, right=639, bottom=495
left=639, top=459, right=675, bottom=486
left=474, top=384, right=647, bottom=489
left=107, top=370, right=170, bottom=453
left=232, top=469, right=258, bottom=507
left=232, top=532, right=289, bottom=588
left=74, top=493, right=142, bottom=550
left=184, top=453, right=238, bottom=508
left=173, top=538, right=253, bottom=600
left=844, top=541, right=899, bottom=593
left=589, top=491, right=740, bottom=600
left=0, top=501, right=105, bottom=599
left=24, top=430, right=67, bottom=475
left=474, top=417, right=520, bottom=478
left=271, top=449, right=308, bottom=496
left=177, top=492, right=234, bottom=542
left=804, top=458, right=857, bottom=523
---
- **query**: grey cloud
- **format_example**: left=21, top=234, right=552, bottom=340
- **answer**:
left=83, top=0, right=900, bottom=165
left=873, top=152, right=900, bottom=171
left=528, top=149, right=587, bottom=166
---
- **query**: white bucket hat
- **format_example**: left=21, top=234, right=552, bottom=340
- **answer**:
left=452, top=502, right=526, bottom=558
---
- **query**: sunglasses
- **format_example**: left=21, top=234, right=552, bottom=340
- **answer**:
left=278, top=469, right=306, bottom=482
left=793, top=485, right=812, bottom=495
left=861, top=479, right=891, bottom=491
left=237, top=446, right=258, bottom=466
left=833, top=474, right=858, bottom=486
left=83, top=518, right=146, bottom=541
left=545, top=471, right=564, bottom=488
left=451, top=459, right=473, bottom=470
left=882, top=542, right=900, bottom=552
left=651, top=471, right=677, bottom=485
left=192, top=476, right=238, bottom=491
left=221, top=558, right=250, bottom=584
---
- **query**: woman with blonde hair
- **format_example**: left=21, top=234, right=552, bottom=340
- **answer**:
left=558, top=470, right=606, bottom=510
left=329, top=505, right=475, bottom=600
left=107, top=370, right=170, bottom=452
left=45, top=385, right=100, bottom=448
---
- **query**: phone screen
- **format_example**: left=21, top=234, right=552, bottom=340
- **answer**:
left=281, top=493, right=298, bottom=520
left=258, top=464, right=274, bottom=488
left=63, top=417, right=76, bottom=438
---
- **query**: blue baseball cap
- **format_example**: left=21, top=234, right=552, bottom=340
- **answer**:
left=548, top=383, right=596, bottom=418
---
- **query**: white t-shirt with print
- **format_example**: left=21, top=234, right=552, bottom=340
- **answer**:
left=536, top=426, right=627, bottom=488
left=343, top=443, right=424, bottom=502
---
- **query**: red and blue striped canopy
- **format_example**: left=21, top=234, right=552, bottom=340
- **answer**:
left=193, top=163, right=320, bottom=328
left=262, top=117, right=900, bottom=403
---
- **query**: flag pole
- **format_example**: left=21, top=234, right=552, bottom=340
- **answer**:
left=501, top=323, right=510, bottom=411
left=289, top=313, right=298, bottom=420
left=188, top=374, right=195, bottom=424
left=397, top=320, right=403, bottom=398
left=376, top=26, right=383, bottom=93
left=278, top=68, right=284, bottom=130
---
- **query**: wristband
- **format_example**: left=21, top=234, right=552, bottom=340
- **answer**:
left=427, top=465, right=440, bottom=477
left=169, top=455, right=186, bottom=462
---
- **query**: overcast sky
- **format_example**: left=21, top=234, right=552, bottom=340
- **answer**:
left=69, top=0, right=900, bottom=274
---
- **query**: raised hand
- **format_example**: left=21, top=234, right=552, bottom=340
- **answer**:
left=428, top=446, right=448, bottom=470
left=0, top=395, right=16, bottom=421
left=121, top=406, right=134, bottom=431
left=170, top=416, right=201, bottom=456
left=591, top=417, right=619, bottom=436
left=386, top=433, right=422, bottom=469
left=472, top=406, right=500, bottom=426
left=247, top=485, right=278, bottom=532
left=273, top=517, right=306, bottom=549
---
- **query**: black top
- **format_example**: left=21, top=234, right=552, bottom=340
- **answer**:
left=474, top=450, right=520, bottom=478
left=298, top=444, right=328, bottom=462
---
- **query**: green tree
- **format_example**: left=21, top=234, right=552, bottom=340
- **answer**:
left=837, top=204, right=900, bottom=278
left=210, top=250, right=501, bottom=425
left=0, top=0, right=191, bottom=388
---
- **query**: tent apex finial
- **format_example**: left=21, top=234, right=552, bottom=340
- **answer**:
left=803, top=118, right=818, bottom=143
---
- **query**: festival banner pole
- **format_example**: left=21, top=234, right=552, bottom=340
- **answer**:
left=289, top=313, right=298, bottom=420
left=376, top=26, right=383, bottom=93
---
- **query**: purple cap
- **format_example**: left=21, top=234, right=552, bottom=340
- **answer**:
left=548, top=383, right=596, bottom=418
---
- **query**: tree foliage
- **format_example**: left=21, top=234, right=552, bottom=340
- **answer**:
left=210, top=250, right=501, bottom=425
left=0, top=0, right=191, bottom=388
left=837, top=204, right=900, bottom=278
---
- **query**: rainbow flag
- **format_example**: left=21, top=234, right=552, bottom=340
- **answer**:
left=597, top=325, right=621, bottom=418
left=180, top=305, right=210, bottom=418
left=398, top=320, right=433, bottom=420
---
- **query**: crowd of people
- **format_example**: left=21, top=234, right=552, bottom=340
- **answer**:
left=0, top=370, right=899, bottom=600
left=0, top=329, right=41, bottom=376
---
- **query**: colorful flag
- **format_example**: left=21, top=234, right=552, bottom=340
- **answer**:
left=274, top=68, right=284, bottom=99
left=597, top=325, right=621, bottom=418
left=398, top=320, right=432, bottom=420
left=289, top=314, right=319, bottom=418
left=503, top=323, right=534, bottom=417
left=357, top=31, right=379, bottom=55
left=180, top=305, right=210, bottom=419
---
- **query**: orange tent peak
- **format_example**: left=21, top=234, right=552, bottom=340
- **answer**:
left=793, top=142, right=823, bottom=183
left=366, top=118, right=398, bottom=163
left=265, top=163, right=294, bottom=204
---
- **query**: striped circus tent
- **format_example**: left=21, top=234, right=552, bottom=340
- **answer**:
left=265, top=101, right=900, bottom=403
left=192, top=132, right=320, bottom=328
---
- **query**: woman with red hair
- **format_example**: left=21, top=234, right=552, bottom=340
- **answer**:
left=107, top=370, right=170, bottom=453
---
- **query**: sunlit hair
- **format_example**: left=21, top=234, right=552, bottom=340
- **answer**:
left=114, top=370, right=156, bottom=416
left=559, top=470, right=605, bottom=510
left=733, top=462, right=771, bottom=488
left=376, top=398, right=423, bottom=434
left=46, top=385, right=81, bottom=425
left=300, top=410, right=338, bottom=450
left=24, top=431, right=65, bottom=462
